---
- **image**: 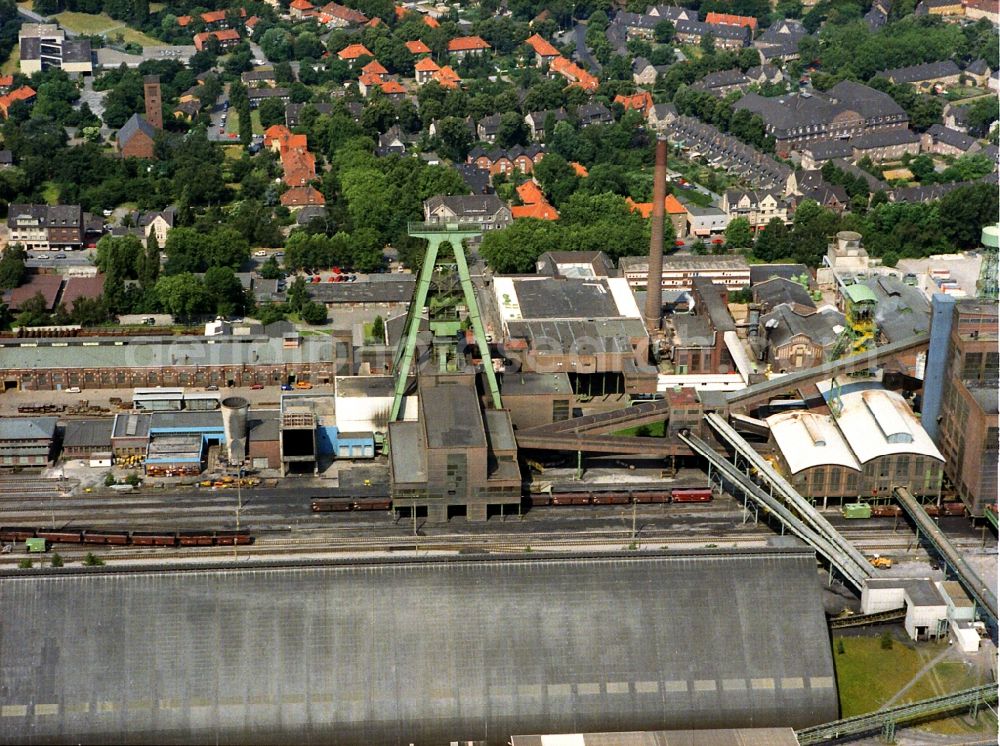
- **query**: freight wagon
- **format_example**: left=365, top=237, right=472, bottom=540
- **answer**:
left=310, top=498, right=393, bottom=512
left=0, top=527, right=252, bottom=548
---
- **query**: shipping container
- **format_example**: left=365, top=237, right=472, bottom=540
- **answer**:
left=842, top=503, right=872, bottom=519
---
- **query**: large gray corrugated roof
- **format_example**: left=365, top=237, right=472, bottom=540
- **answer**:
left=0, top=550, right=838, bottom=744
left=0, top=416, right=57, bottom=440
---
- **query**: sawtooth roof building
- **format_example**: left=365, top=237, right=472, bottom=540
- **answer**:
left=0, top=549, right=838, bottom=743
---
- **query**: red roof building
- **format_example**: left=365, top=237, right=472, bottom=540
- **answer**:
left=615, top=91, right=654, bottom=114
left=0, top=75, right=14, bottom=89
left=525, top=33, right=560, bottom=65
left=61, top=275, right=105, bottom=310
left=447, top=36, right=491, bottom=56
left=5, top=273, right=62, bottom=311
left=423, top=15, right=440, bottom=28
left=550, top=56, right=599, bottom=93
left=414, top=56, right=440, bottom=84
left=0, top=86, right=37, bottom=118
left=337, top=43, right=373, bottom=61
left=512, top=181, right=559, bottom=220
left=177, top=15, right=192, bottom=26
left=281, top=186, right=326, bottom=207
left=405, top=39, right=431, bottom=55
left=361, top=59, right=388, bottom=77
left=378, top=80, right=407, bottom=96
left=193, top=29, right=241, bottom=51
left=432, top=65, right=461, bottom=89
left=705, top=11, right=758, bottom=30
left=570, top=162, right=589, bottom=177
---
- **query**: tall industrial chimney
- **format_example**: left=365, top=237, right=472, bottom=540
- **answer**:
left=644, top=136, right=668, bottom=333
left=221, top=396, right=250, bottom=465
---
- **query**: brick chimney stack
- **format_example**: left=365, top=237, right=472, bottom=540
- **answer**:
left=643, top=136, right=668, bottom=333
left=143, top=75, right=163, bottom=130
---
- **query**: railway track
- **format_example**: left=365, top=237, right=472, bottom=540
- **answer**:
left=2, top=524, right=975, bottom=568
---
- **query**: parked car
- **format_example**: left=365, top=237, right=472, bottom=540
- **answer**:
left=206, top=385, right=219, bottom=391
left=250, top=384, right=264, bottom=390
left=65, top=387, right=81, bottom=394
left=294, top=382, right=313, bottom=390
left=280, top=384, right=293, bottom=391
left=254, top=250, right=267, bottom=256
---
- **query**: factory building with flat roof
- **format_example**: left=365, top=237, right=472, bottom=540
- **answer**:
left=493, top=276, right=656, bottom=394
left=389, top=372, right=521, bottom=522
left=620, top=255, right=751, bottom=292
left=0, top=549, right=838, bottom=744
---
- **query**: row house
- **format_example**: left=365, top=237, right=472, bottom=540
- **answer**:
left=8, top=204, right=84, bottom=250
left=524, top=108, right=568, bottom=140
left=615, top=91, right=654, bottom=115
left=721, top=189, right=790, bottom=230
left=632, top=57, right=670, bottom=86
left=577, top=102, right=614, bottom=127
left=666, top=115, right=792, bottom=191
left=753, top=18, right=808, bottom=63
left=704, top=12, right=758, bottom=32
left=674, top=19, right=751, bottom=50
left=878, top=60, right=962, bottom=91
left=468, top=144, right=546, bottom=176
left=177, top=8, right=247, bottom=30
left=690, top=68, right=754, bottom=97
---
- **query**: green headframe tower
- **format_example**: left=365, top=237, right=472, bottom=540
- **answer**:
left=389, top=222, right=502, bottom=421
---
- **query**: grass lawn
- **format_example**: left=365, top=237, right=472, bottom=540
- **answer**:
left=51, top=11, right=161, bottom=46
left=614, top=421, right=667, bottom=437
left=834, top=634, right=995, bottom=738
left=0, top=46, right=18, bottom=76
left=251, top=109, right=263, bottom=135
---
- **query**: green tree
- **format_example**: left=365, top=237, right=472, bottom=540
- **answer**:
left=259, top=255, right=284, bottom=279
left=82, top=552, right=105, bottom=566
left=286, top=275, right=309, bottom=313
left=203, top=266, right=248, bottom=317
left=753, top=218, right=791, bottom=261
left=0, top=243, right=27, bottom=289
left=300, top=300, right=327, bottom=324
left=435, top=116, right=474, bottom=161
left=257, top=98, right=286, bottom=129
left=139, top=233, right=160, bottom=290
left=154, top=273, right=211, bottom=321
left=479, top=219, right=562, bottom=273
left=50, top=552, right=63, bottom=567
left=496, top=111, right=530, bottom=148
left=654, top=19, right=674, bottom=44
left=259, top=28, right=293, bottom=62
left=724, top=217, right=753, bottom=250
left=371, top=314, right=385, bottom=342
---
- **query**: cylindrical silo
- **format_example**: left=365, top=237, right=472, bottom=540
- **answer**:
left=221, top=396, right=250, bottom=465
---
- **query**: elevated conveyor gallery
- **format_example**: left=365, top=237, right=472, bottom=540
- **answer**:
left=704, top=413, right=874, bottom=583
left=895, top=486, right=997, bottom=621
left=680, top=431, right=871, bottom=591
left=796, top=684, right=997, bottom=745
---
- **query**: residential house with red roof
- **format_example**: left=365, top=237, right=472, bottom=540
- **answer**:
left=512, top=181, right=559, bottom=220
left=432, top=65, right=461, bottom=89
left=524, top=33, right=560, bottom=67
left=405, top=39, right=431, bottom=55
left=414, top=56, right=440, bottom=85
left=615, top=91, right=654, bottom=115
left=337, top=43, right=373, bottom=61
left=319, top=2, right=368, bottom=27
left=626, top=194, right=689, bottom=237
left=290, top=0, right=316, bottom=19
left=0, top=86, right=36, bottom=118
left=549, top=57, right=599, bottom=92
left=447, top=36, right=491, bottom=60
left=705, top=11, right=758, bottom=31
left=193, top=29, right=241, bottom=51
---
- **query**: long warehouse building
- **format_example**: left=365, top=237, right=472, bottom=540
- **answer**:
left=0, top=549, right=838, bottom=744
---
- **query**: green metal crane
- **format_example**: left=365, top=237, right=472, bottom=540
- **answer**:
left=389, top=222, right=502, bottom=421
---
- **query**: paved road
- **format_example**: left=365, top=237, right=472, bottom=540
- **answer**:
left=572, top=22, right=601, bottom=73
left=206, top=90, right=234, bottom=142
